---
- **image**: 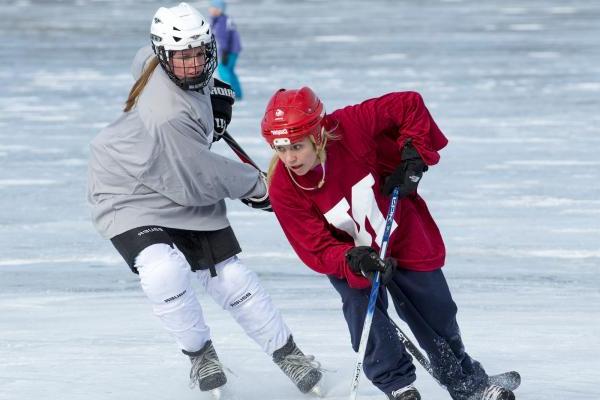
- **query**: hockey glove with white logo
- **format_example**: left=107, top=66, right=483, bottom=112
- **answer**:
left=210, top=79, right=235, bottom=142
left=345, top=246, right=395, bottom=285
left=382, top=140, right=428, bottom=197
left=241, top=172, right=273, bottom=212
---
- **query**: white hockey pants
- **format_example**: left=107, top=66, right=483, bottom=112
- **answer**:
left=135, top=243, right=291, bottom=355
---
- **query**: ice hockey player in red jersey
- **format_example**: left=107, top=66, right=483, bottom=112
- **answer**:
left=260, top=87, right=518, bottom=400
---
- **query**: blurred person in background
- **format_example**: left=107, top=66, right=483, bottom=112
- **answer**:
left=209, top=0, right=243, bottom=99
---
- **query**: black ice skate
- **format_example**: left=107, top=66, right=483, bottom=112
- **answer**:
left=387, top=384, right=421, bottom=400
left=183, top=340, right=228, bottom=392
left=272, top=335, right=323, bottom=396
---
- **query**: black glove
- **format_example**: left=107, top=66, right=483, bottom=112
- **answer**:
left=345, top=246, right=395, bottom=285
left=210, top=79, right=235, bottom=142
left=382, top=140, right=428, bottom=197
left=241, top=172, right=273, bottom=212
left=221, top=52, right=229, bottom=66
left=241, top=196, right=272, bottom=212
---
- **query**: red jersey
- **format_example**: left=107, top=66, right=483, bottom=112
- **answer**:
left=269, top=92, right=448, bottom=289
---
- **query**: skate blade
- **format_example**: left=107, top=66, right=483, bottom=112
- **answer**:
left=208, top=387, right=224, bottom=400
left=308, top=383, right=325, bottom=398
left=208, top=386, right=238, bottom=400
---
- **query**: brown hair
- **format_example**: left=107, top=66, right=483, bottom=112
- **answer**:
left=123, top=57, right=160, bottom=112
left=266, top=127, right=339, bottom=186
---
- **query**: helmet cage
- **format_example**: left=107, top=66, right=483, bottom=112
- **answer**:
left=152, top=35, right=217, bottom=91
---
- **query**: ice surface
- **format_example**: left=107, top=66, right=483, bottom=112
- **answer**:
left=1, top=1, right=599, bottom=399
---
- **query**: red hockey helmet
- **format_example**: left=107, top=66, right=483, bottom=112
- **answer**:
left=261, top=87, right=325, bottom=147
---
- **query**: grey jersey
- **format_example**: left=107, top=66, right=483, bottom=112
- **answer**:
left=87, top=46, right=264, bottom=239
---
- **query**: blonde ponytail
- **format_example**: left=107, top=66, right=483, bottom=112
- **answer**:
left=266, top=154, right=280, bottom=186
left=123, top=57, right=160, bottom=112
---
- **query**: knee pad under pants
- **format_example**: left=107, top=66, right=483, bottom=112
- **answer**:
left=135, top=244, right=210, bottom=352
left=197, top=256, right=291, bottom=355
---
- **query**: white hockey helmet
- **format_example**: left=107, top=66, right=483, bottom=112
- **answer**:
left=150, top=2, right=217, bottom=90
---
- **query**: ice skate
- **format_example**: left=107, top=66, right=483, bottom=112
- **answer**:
left=387, top=384, right=421, bottom=400
left=272, top=335, right=323, bottom=395
left=183, top=340, right=228, bottom=393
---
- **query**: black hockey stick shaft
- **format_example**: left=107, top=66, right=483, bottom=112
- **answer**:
left=385, top=293, right=521, bottom=390
left=387, top=313, right=435, bottom=377
left=222, top=130, right=261, bottom=170
left=384, top=280, right=439, bottom=383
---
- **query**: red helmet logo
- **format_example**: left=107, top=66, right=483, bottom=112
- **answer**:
left=261, top=87, right=325, bottom=147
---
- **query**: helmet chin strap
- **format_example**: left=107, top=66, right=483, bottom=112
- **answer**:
left=286, top=159, right=326, bottom=191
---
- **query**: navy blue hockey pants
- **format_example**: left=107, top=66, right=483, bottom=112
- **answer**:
left=329, top=268, right=488, bottom=399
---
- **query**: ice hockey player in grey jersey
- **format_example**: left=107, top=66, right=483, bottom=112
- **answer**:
left=87, top=3, right=322, bottom=398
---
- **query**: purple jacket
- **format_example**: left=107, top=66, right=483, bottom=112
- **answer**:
left=210, top=14, right=242, bottom=58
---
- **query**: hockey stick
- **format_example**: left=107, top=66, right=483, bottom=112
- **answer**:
left=383, top=300, right=521, bottom=392
left=220, top=133, right=430, bottom=388
left=221, top=130, right=261, bottom=171
left=383, top=305, right=436, bottom=377
left=222, top=132, right=423, bottom=374
left=349, top=186, right=401, bottom=400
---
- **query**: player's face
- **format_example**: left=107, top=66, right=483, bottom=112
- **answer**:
left=170, top=47, right=206, bottom=79
left=274, top=137, right=319, bottom=176
left=208, top=6, right=222, bottom=17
